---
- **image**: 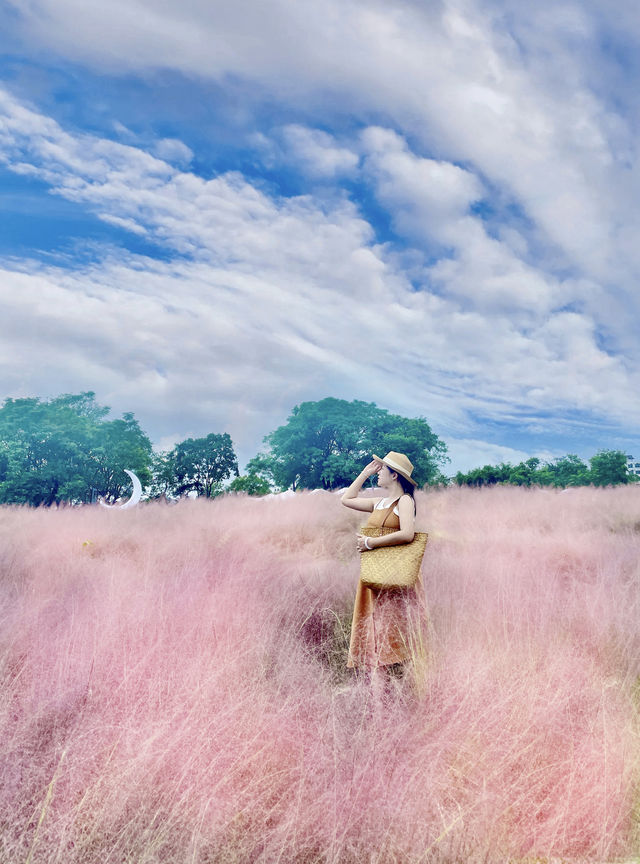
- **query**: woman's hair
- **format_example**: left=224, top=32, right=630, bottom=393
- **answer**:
left=397, top=474, right=415, bottom=497
left=395, top=473, right=416, bottom=509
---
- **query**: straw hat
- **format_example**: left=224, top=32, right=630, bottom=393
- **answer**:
left=372, top=451, right=417, bottom=486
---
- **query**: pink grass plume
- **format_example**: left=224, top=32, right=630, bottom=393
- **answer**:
left=0, top=486, right=639, bottom=862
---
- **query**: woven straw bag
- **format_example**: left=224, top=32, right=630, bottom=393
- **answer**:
left=359, top=526, right=428, bottom=589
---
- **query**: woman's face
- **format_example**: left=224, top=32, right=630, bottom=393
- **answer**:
left=376, top=464, right=394, bottom=487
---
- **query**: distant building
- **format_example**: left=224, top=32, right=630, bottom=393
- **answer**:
left=626, top=455, right=640, bottom=477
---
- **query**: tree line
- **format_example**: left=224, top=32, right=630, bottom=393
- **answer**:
left=0, top=394, right=153, bottom=506
left=0, top=394, right=447, bottom=505
left=453, top=451, right=637, bottom=488
left=0, top=391, right=635, bottom=506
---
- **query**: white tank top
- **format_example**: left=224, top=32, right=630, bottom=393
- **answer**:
left=374, top=497, right=400, bottom=516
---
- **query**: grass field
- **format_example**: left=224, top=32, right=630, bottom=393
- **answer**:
left=1, top=486, right=640, bottom=863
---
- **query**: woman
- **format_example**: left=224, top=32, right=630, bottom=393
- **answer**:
left=341, top=452, right=424, bottom=676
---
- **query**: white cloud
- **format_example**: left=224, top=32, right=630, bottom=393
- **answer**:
left=4, top=0, right=632, bottom=285
left=152, top=138, right=194, bottom=167
left=98, top=213, right=148, bottom=235
left=280, top=125, right=359, bottom=178
left=361, top=126, right=559, bottom=317
left=361, top=126, right=484, bottom=241
left=1, top=2, right=640, bottom=468
left=5, top=0, right=640, bottom=332
left=0, top=88, right=371, bottom=267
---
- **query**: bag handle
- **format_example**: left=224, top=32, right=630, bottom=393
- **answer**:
left=380, top=497, right=401, bottom=528
left=379, top=495, right=417, bottom=530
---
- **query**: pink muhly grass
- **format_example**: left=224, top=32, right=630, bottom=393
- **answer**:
left=0, top=486, right=639, bottom=863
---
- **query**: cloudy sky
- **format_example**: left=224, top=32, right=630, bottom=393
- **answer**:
left=1, top=0, right=639, bottom=474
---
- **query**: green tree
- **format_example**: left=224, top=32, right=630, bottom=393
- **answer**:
left=89, top=413, right=153, bottom=500
left=589, top=450, right=631, bottom=486
left=227, top=473, right=271, bottom=496
left=453, top=450, right=634, bottom=489
left=544, top=454, right=590, bottom=488
left=0, top=397, right=92, bottom=505
left=508, top=457, right=540, bottom=487
left=532, top=466, right=554, bottom=487
left=172, top=433, right=239, bottom=497
left=256, top=398, right=447, bottom=490
left=245, top=453, right=278, bottom=488
left=454, top=463, right=512, bottom=486
left=0, top=392, right=153, bottom=505
left=148, top=451, right=178, bottom=498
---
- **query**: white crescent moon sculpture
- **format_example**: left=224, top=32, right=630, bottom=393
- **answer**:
left=99, top=469, right=143, bottom=509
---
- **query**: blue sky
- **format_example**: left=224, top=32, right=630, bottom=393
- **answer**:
left=1, top=0, right=639, bottom=475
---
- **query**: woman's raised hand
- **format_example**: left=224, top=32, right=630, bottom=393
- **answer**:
left=342, top=459, right=381, bottom=507
left=362, top=459, right=382, bottom=478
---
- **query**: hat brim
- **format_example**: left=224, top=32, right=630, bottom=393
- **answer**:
left=372, top=454, right=418, bottom=486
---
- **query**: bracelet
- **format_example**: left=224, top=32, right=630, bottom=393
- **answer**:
left=364, top=537, right=372, bottom=550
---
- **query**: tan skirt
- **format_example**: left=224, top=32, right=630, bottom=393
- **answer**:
left=347, top=578, right=426, bottom=668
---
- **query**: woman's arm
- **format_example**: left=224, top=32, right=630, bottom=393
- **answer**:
left=341, top=460, right=381, bottom=512
left=355, top=494, right=415, bottom=552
